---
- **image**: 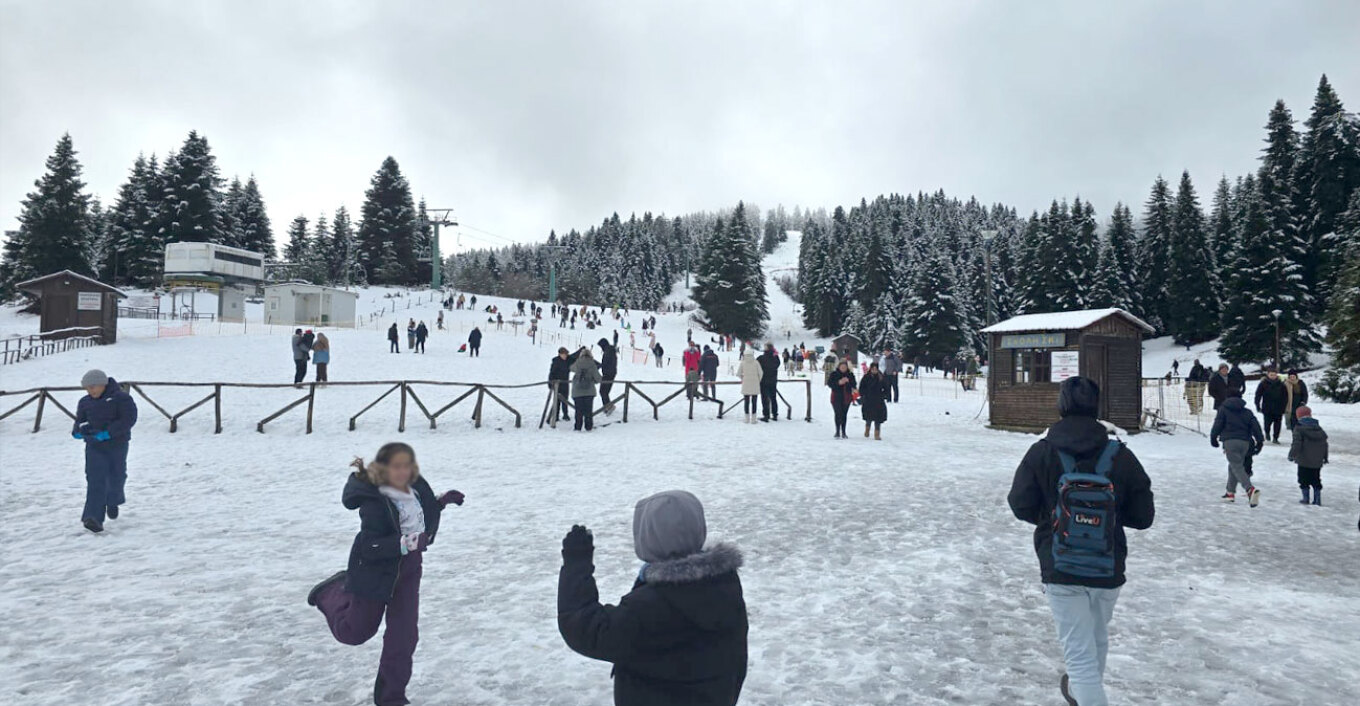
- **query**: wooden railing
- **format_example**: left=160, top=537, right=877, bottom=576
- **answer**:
left=0, top=378, right=814, bottom=435
left=1, top=328, right=104, bottom=365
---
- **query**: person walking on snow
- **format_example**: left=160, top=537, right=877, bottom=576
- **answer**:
left=549, top=347, right=581, bottom=423
left=597, top=337, right=619, bottom=412
left=1007, top=376, right=1155, bottom=706
left=1207, top=363, right=1231, bottom=410
left=72, top=369, right=139, bottom=533
left=1210, top=393, right=1265, bottom=506
left=557, top=490, right=747, bottom=706
left=292, top=328, right=311, bottom=384
left=1254, top=367, right=1288, bottom=443
left=468, top=326, right=482, bottom=357
left=312, top=333, right=331, bottom=383
left=737, top=350, right=763, bottom=424
left=1284, top=371, right=1308, bottom=432
left=307, top=443, right=464, bottom=706
left=1288, top=406, right=1328, bottom=506
left=859, top=362, right=889, bottom=440
left=683, top=343, right=702, bottom=400
left=881, top=349, right=903, bottom=402
left=757, top=343, right=781, bottom=421
left=387, top=323, right=400, bottom=354
left=415, top=321, right=428, bottom=354
left=570, top=349, right=602, bottom=431
left=827, top=360, right=857, bottom=439
left=406, top=319, right=416, bottom=350
left=653, top=341, right=664, bottom=368
left=1227, top=363, right=1246, bottom=398
left=700, top=345, right=720, bottom=399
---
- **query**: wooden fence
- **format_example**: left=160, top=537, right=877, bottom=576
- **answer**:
left=0, top=378, right=814, bottom=436
left=1, top=328, right=104, bottom=365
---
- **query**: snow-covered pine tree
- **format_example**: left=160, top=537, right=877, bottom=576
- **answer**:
left=1088, top=203, right=1141, bottom=315
left=357, top=157, right=418, bottom=285
left=329, top=206, right=357, bottom=286
left=86, top=198, right=112, bottom=281
left=1209, top=176, right=1235, bottom=277
left=283, top=216, right=309, bottom=267
left=1166, top=171, right=1221, bottom=343
left=220, top=177, right=246, bottom=249
left=159, top=131, right=225, bottom=244
left=0, top=133, right=94, bottom=299
left=1296, top=75, right=1360, bottom=306
left=236, top=176, right=275, bottom=260
left=307, top=213, right=331, bottom=284
left=1017, top=210, right=1056, bottom=313
left=1317, top=191, right=1360, bottom=400
left=414, top=198, right=432, bottom=285
left=691, top=203, right=769, bottom=340
left=1137, top=176, right=1174, bottom=333
left=899, top=241, right=973, bottom=367
left=105, top=153, right=163, bottom=288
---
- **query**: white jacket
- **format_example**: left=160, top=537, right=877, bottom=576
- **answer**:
left=738, top=352, right=763, bottom=396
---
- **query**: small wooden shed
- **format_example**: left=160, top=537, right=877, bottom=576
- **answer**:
left=16, top=270, right=126, bottom=344
left=981, top=308, right=1153, bottom=432
left=831, top=333, right=862, bottom=365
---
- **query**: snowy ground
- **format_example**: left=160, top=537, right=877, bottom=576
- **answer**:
left=2, top=240, right=1359, bottom=705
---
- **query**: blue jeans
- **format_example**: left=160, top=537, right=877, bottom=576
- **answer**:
left=1045, top=583, right=1121, bottom=706
left=83, top=441, right=129, bottom=523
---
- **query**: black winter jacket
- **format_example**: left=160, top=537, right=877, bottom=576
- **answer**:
left=549, top=351, right=581, bottom=382
left=469, top=328, right=482, bottom=345
left=1210, top=397, right=1265, bottom=447
left=1227, top=366, right=1247, bottom=397
left=597, top=339, right=618, bottom=378
left=342, top=472, right=444, bottom=603
left=858, top=372, right=889, bottom=423
left=1007, top=416, right=1155, bottom=588
left=1207, top=373, right=1230, bottom=408
left=756, top=351, right=780, bottom=384
left=73, top=378, right=139, bottom=443
left=700, top=351, right=720, bottom=380
left=1288, top=418, right=1329, bottom=468
left=1254, top=377, right=1288, bottom=415
left=827, top=369, right=857, bottom=407
left=559, top=544, right=748, bottom=706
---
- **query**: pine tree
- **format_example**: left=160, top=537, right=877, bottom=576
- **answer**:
left=158, top=131, right=225, bottom=244
left=357, top=157, right=418, bottom=285
left=0, top=133, right=93, bottom=298
left=86, top=198, right=112, bottom=280
left=1165, top=172, right=1220, bottom=343
left=1090, top=203, right=1140, bottom=314
left=307, top=213, right=331, bottom=284
left=1323, top=190, right=1360, bottom=370
left=1209, top=176, right=1235, bottom=276
left=221, top=177, right=246, bottom=249
left=1296, top=75, right=1360, bottom=305
left=900, top=242, right=973, bottom=367
left=236, top=176, right=276, bottom=259
left=330, top=206, right=357, bottom=285
left=691, top=203, right=769, bottom=339
left=284, top=216, right=310, bottom=266
left=1137, top=176, right=1174, bottom=333
left=104, top=154, right=163, bottom=287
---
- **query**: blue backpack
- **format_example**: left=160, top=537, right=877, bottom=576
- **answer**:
left=1052, top=439, right=1122, bottom=578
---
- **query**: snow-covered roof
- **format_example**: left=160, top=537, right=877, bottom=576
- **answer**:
left=263, top=282, right=360, bottom=298
left=980, top=308, right=1154, bottom=334
left=16, top=269, right=127, bottom=297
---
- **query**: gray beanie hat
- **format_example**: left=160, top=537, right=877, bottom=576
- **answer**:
left=81, top=369, right=108, bottom=388
left=633, top=490, right=707, bottom=563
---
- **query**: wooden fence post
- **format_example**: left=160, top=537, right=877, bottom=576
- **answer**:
left=32, top=389, right=46, bottom=433
left=214, top=384, right=222, bottom=434
left=805, top=379, right=812, bottom=422
left=306, top=383, right=316, bottom=434
left=398, top=382, right=407, bottom=433
left=622, top=383, right=630, bottom=423
left=473, top=387, right=485, bottom=429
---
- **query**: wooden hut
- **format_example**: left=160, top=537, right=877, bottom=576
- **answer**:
left=981, top=308, right=1153, bottom=432
left=831, top=333, right=862, bottom=365
left=16, top=270, right=126, bottom=344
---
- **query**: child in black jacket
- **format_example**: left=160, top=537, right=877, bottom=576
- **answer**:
left=307, top=443, right=463, bottom=706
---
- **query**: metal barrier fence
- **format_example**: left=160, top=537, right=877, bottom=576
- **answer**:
left=1141, top=378, right=1212, bottom=434
left=0, top=378, right=816, bottom=436
left=1, top=328, right=104, bottom=365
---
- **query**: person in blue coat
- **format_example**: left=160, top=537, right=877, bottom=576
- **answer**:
left=71, top=369, right=139, bottom=533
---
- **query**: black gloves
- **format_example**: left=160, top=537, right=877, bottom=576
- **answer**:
left=562, top=525, right=593, bottom=561
left=1210, top=439, right=1219, bottom=448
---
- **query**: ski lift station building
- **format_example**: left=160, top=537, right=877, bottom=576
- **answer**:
left=162, top=242, right=266, bottom=322
left=981, top=308, right=1154, bottom=432
left=263, top=283, right=359, bottom=328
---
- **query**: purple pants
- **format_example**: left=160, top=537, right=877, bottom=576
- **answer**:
left=317, top=552, right=422, bottom=706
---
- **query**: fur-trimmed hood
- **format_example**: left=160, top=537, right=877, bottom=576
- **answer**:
left=642, top=543, right=743, bottom=585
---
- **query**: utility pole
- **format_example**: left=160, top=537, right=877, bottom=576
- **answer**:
left=1272, top=309, right=1282, bottom=371
left=422, top=208, right=458, bottom=290
left=542, top=245, right=566, bottom=302
left=980, top=230, right=998, bottom=327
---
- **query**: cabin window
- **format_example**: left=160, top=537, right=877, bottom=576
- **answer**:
left=1013, top=349, right=1052, bottom=383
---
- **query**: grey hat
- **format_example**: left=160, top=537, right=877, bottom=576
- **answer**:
left=633, top=490, right=707, bottom=563
left=81, top=369, right=108, bottom=388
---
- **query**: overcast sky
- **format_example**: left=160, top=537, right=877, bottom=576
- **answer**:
left=1, top=1, right=1357, bottom=252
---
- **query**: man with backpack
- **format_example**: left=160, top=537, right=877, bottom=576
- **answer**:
left=1008, top=376, right=1155, bottom=706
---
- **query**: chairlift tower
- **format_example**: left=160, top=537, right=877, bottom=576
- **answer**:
left=422, top=208, right=458, bottom=289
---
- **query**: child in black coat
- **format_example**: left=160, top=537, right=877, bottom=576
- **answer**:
left=307, top=443, right=463, bottom=706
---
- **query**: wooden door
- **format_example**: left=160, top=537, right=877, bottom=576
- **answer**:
left=46, top=295, right=73, bottom=334
left=1085, top=342, right=1110, bottom=419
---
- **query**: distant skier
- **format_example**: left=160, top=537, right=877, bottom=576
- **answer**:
left=415, top=321, right=428, bottom=354
left=1210, top=392, right=1264, bottom=506
left=757, top=343, right=780, bottom=421
left=597, top=337, right=618, bottom=412
left=738, top=350, right=763, bottom=424
left=292, top=328, right=311, bottom=384
left=556, top=491, right=747, bottom=705
left=859, top=362, right=889, bottom=440
left=72, top=369, right=139, bottom=533
left=312, top=333, right=330, bottom=383
left=468, top=327, right=482, bottom=357
left=570, top=349, right=602, bottom=431
left=1254, top=367, right=1288, bottom=443
left=826, top=360, right=856, bottom=439
left=306, top=443, right=464, bottom=706
left=1007, top=376, right=1155, bottom=706
left=387, top=323, right=400, bottom=354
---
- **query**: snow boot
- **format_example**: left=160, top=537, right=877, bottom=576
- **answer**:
left=1059, top=673, right=1078, bottom=706
left=106, top=505, right=119, bottom=520
left=307, top=570, right=347, bottom=607
left=1312, top=488, right=1321, bottom=506
left=874, top=427, right=881, bottom=441
left=1300, top=487, right=1311, bottom=505
left=864, top=423, right=871, bottom=438
left=1220, top=493, right=1236, bottom=503
left=82, top=518, right=103, bottom=533
left=1248, top=487, right=1261, bottom=508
